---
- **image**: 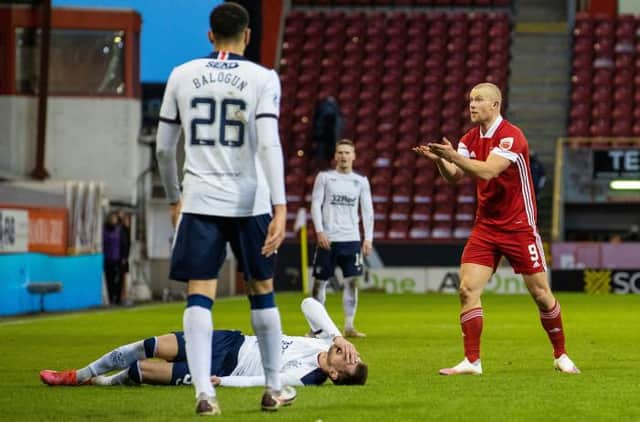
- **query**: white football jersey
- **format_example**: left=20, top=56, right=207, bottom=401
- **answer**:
left=311, top=170, right=374, bottom=242
left=159, top=51, right=281, bottom=217
left=232, top=335, right=330, bottom=386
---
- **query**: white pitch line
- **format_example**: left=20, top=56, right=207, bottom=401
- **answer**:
left=0, top=296, right=247, bottom=327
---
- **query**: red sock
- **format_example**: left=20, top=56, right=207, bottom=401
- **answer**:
left=539, top=300, right=566, bottom=359
left=460, top=307, right=483, bottom=363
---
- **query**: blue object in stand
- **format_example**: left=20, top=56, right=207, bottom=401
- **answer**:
left=0, top=253, right=103, bottom=316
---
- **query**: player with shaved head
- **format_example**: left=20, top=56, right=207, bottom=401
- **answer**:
left=414, top=82, right=580, bottom=376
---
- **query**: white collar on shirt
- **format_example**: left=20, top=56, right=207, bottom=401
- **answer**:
left=480, top=115, right=503, bottom=138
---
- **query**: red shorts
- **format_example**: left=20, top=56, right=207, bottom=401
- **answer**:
left=461, top=223, right=547, bottom=275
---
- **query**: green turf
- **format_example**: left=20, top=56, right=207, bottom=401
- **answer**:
left=1, top=293, right=639, bottom=421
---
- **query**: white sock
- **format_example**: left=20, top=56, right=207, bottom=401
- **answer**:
left=313, top=279, right=329, bottom=304
left=343, top=277, right=358, bottom=329
left=77, top=340, right=146, bottom=383
left=184, top=306, right=215, bottom=399
left=92, top=369, right=133, bottom=386
left=251, top=307, right=282, bottom=392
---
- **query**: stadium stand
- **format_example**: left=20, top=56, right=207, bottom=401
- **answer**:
left=280, top=7, right=511, bottom=240
left=569, top=12, right=640, bottom=138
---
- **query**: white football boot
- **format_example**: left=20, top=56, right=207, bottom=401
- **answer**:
left=439, top=358, right=483, bottom=375
left=553, top=354, right=581, bottom=374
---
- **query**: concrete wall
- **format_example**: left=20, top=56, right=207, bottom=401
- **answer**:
left=0, top=96, right=145, bottom=203
left=619, top=0, right=640, bottom=13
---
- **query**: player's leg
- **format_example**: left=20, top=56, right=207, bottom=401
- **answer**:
left=506, top=230, right=579, bottom=373
left=231, top=214, right=296, bottom=411
left=137, top=360, right=177, bottom=385
left=170, top=213, right=226, bottom=414
left=440, top=231, right=498, bottom=375
left=339, top=242, right=365, bottom=337
left=246, top=280, right=296, bottom=410
left=39, top=335, right=159, bottom=386
left=311, top=246, right=335, bottom=305
left=184, top=280, right=218, bottom=404
left=522, top=271, right=580, bottom=373
left=92, top=360, right=177, bottom=386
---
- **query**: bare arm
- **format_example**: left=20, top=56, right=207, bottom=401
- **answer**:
left=435, top=156, right=465, bottom=183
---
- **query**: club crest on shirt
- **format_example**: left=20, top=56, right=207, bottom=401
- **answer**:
left=499, top=137, right=514, bottom=151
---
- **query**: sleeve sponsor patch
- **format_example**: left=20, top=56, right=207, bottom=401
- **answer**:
left=499, top=137, right=514, bottom=151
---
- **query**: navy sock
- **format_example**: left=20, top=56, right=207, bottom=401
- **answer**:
left=143, top=337, right=156, bottom=358
left=127, top=362, right=142, bottom=384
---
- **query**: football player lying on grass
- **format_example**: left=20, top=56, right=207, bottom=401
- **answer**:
left=40, top=298, right=368, bottom=387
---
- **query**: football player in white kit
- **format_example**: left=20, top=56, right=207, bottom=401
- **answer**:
left=311, top=139, right=374, bottom=337
left=39, top=299, right=368, bottom=388
left=153, top=2, right=289, bottom=415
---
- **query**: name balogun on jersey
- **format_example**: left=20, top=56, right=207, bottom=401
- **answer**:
left=192, top=61, right=248, bottom=91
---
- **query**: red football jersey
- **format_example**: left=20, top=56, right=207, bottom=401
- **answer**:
left=457, top=116, right=537, bottom=232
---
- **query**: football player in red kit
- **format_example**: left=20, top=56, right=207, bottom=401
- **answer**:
left=414, top=82, right=580, bottom=375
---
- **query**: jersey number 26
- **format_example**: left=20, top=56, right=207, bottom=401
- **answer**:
left=190, top=97, right=246, bottom=147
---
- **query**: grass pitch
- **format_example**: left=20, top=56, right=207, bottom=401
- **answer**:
left=1, top=293, right=639, bottom=421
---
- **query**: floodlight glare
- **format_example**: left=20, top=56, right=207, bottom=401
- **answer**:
left=609, top=180, right=640, bottom=190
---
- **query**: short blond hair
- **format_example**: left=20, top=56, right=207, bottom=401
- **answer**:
left=471, top=82, right=502, bottom=106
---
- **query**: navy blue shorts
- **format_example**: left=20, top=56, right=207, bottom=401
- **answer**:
left=170, top=330, right=245, bottom=386
left=170, top=213, right=274, bottom=282
left=312, top=241, right=363, bottom=280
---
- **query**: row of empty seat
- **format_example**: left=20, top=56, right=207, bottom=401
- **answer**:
left=280, top=9, right=510, bottom=240
left=569, top=13, right=640, bottom=137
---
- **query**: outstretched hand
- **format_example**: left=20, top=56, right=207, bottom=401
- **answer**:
left=427, top=137, right=456, bottom=162
left=412, top=145, right=440, bottom=161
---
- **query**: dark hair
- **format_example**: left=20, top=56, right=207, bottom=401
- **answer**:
left=332, top=362, right=368, bottom=386
left=209, top=2, right=249, bottom=42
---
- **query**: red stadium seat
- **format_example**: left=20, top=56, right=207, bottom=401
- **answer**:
left=453, top=221, right=473, bottom=239
left=409, top=221, right=431, bottom=239
left=279, top=8, right=512, bottom=244
left=374, top=221, right=388, bottom=241
left=374, top=202, right=389, bottom=221
left=431, top=222, right=453, bottom=239
left=389, top=203, right=411, bottom=220
left=411, top=203, right=432, bottom=221
left=388, top=221, right=408, bottom=240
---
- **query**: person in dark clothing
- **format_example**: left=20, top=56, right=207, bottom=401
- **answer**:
left=117, top=211, right=132, bottom=304
left=529, top=150, right=546, bottom=203
left=103, top=211, right=127, bottom=305
left=312, top=97, right=344, bottom=169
